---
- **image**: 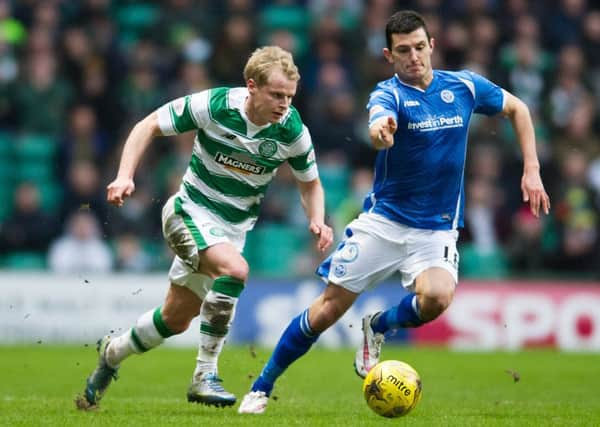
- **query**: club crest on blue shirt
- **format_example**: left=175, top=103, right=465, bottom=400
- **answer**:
left=441, top=89, right=455, bottom=103
left=339, top=242, right=359, bottom=262
left=334, top=264, right=347, bottom=277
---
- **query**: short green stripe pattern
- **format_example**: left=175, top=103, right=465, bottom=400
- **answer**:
left=200, top=321, right=228, bottom=337
left=212, top=276, right=245, bottom=297
left=174, top=196, right=208, bottom=249
left=288, top=149, right=316, bottom=172
left=190, top=154, right=268, bottom=197
left=253, top=109, right=303, bottom=144
left=208, top=88, right=247, bottom=135
left=152, top=307, right=176, bottom=338
left=183, top=182, right=259, bottom=224
left=130, top=328, right=148, bottom=352
left=169, top=95, right=197, bottom=133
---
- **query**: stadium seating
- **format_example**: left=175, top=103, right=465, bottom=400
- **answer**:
left=0, top=132, right=15, bottom=220
left=2, top=251, right=46, bottom=270
left=318, top=164, right=350, bottom=215
left=244, top=224, right=308, bottom=278
left=459, top=243, right=509, bottom=279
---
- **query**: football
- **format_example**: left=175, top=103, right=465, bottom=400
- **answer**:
left=362, top=360, right=422, bottom=418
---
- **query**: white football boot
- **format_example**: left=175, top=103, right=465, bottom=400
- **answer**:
left=354, top=313, right=385, bottom=378
left=187, top=372, right=236, bottom=407
left=238, top=390, right=269, bottom=414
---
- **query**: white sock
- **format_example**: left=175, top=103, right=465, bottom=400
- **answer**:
left=105, top=330, right=137, bottom=367
left=106, top=307, right=176, bottom=367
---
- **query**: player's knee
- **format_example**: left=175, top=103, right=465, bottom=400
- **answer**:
left=215, top=257, right=249, bottom=282
left=419, top=286, right=454, bottom=322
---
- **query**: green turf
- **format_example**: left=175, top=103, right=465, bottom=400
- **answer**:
left=0, top=344, right=599, bottom=426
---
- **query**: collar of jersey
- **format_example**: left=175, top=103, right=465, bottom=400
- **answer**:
left=394, top=71, right=437, bottom=93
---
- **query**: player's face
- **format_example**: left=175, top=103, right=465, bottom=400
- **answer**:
left=246, top=69, right=297, bottom=125
left=384, top=28, right=434, bottom=87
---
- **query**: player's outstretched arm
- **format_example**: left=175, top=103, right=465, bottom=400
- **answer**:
left=107, top=111, right=163, bottom=207
left=501, top=91, right=551, bottom=218
left=296, top=178, right=333, bottom=252
left=369, top=116, right=397, bottom=150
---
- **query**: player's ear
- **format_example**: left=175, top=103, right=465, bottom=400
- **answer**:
left=429, top=37, right=435, bottom=51
left=247, top=78, right=257, bottom=93
left=383, top=48, right=393, bottom=64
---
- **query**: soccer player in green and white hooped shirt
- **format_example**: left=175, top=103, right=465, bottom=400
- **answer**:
left=76, top=46, right=334, bottom=410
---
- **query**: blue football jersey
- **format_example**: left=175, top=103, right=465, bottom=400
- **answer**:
left=365, top=69, right=505, bottom=230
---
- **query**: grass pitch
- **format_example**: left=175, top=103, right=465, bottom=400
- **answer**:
left=0, top=344, right=598, bottom=426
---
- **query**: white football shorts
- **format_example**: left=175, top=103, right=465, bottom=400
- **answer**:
left=162, top=194, right=246, bottom=299
left=317, top=212, right=459, bottom=293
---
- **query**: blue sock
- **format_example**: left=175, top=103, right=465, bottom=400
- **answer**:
left=371, top=292, right=423, bottom=334
left=251, top=309, right=318, bottom=396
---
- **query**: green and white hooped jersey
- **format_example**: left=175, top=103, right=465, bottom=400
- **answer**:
left=156, top=87, right=318, bottom=232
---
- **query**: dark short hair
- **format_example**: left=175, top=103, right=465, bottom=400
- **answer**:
left=385, top=10, right=431, bottom=49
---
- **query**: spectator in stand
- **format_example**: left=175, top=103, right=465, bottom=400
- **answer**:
left=48, top=210, right=113, bottom=273
left=498, top=14, right=552, bottom=121
left=583, top=10, right=600, bottom=67
left=58, top=104, right=109, bottom=182
left=210, top=14, right=256, bottom=85
left=0, top=182, right=58, bottom=254
left=60, top=26, right=94, bottom=91
left=12, top=50, right=73, bottom=136
left=114, top=233, right=152, bottom=272
left=60, top=159, right=108, bottom=232
left=119, top=65, right=162, bottom=125
left=309, top=89, right=360, bottom=162
left=461, top=144, right=512, bottom=278
left=167, top=56, right=213, bottom=99
left=547, top=149, right=600, bottom=273
left=258, top=0, right=311, bottom=61
left=464, top=15, right=499, bottom=75
left=582, top=10, right=600, bottom=124
left=105, top=185, right=161, bottom=240
left=548, top=44, right=592, bottom=133
left=544, top=0, right=587, bottom=50
left=507, top=205, right=547, bottom=273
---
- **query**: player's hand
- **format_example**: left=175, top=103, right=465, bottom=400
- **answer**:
left=107, top=177, right=135, bottom=207
left=373, top=116, right=397, bottom=149
left=521, top=168, right=550, bottom=218
left=309, top=221, right=333, bottom=252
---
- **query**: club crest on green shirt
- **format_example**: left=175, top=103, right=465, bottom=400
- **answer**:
left=209, top=227, right=226, bottom=237
left=258, top=139, right=277, bottom=157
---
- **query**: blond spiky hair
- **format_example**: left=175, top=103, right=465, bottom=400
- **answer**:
left=243, top=46, right=300, bottom=86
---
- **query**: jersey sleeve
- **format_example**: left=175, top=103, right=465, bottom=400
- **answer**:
left=156, top=90, right=210, bottom=135
left=366, top=84, right=399, bottom=127
left=287, top=125, right=319, bottom=182
left=464, top=70, right=504, bottom=116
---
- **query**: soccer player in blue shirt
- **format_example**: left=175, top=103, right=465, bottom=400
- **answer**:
left=239, top=10, right=551, bottom=414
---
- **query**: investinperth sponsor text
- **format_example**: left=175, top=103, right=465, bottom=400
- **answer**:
left=407, top=115, right=464, bottom=132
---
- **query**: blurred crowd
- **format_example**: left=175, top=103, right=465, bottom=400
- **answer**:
left=0, top=0, right=599, bottom=279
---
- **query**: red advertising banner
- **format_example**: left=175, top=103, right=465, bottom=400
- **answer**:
left=411, top=281, right=600, bottom=351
